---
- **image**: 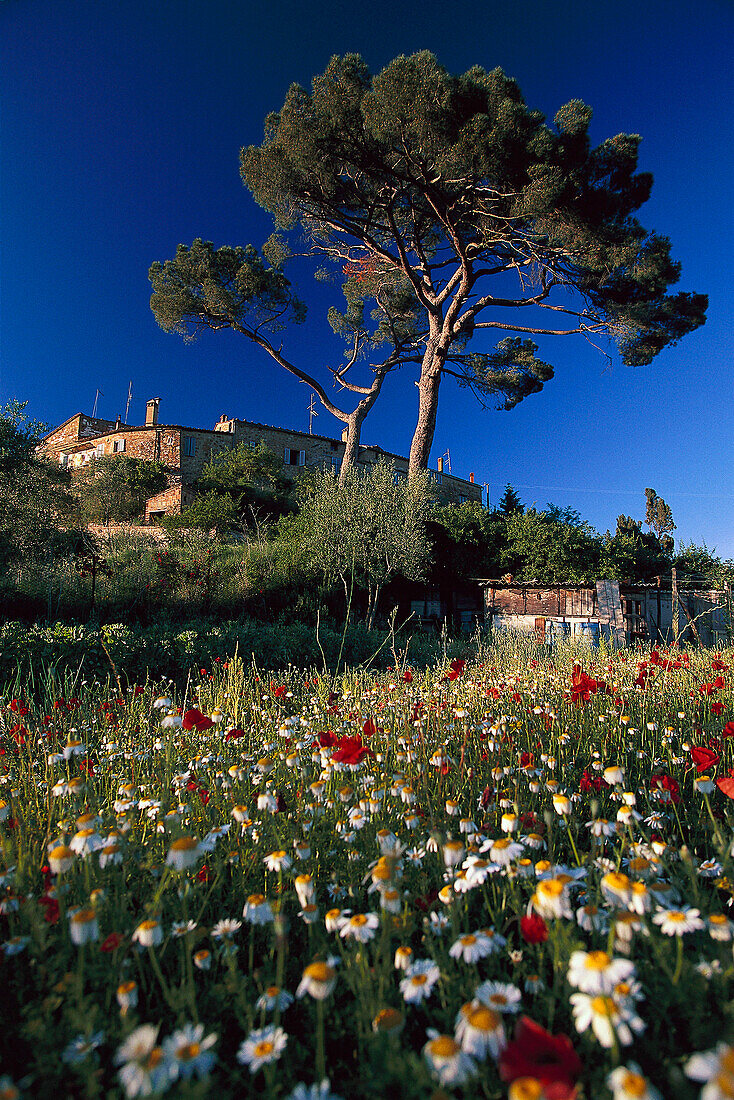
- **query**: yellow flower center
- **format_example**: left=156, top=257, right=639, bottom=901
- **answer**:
left=468, top=1006, right=500, bottom=1031
left=266, top=986, right=281, bottom=997
left=584, top=951, right=611, bottom=970
left=714, top=1074, right=734, bottom=1099
left=619, top=1071, right=647, bottom=1097
left=590, top=996, right=616, bottom=1016
left=178, top=1042, right=200, bottom=1061
left=145, top=1048, right=164, bottom=1069
left=171, top=836, right=198, bottom=851
left=720, top=1048, right=734, bottom=1075
left=411, top=974, right=428, bottom=986
left=461, top=934, right=477, bottom=946
left=351, top=914, right=368, bottom=926
left=71, top=908, right=95, bottom=924
left=247, top=894, right=265, bottom=906
left=254, top=1040, right=274, bottom=1057
left=118, top=981, right=136, bottom=994
left=428, top=1036, right=459, bottom=1058
left=508, top=1079, right=544, bottom=1100
left=489, top=993, right=508, bottom=1005
left=139, top=920, right=159, bottom=931
left=304, top=962, right=334, bottom=983
left=373, top=1007, right=403, bottom=1031
left=538, top=879, right=564, bottom=898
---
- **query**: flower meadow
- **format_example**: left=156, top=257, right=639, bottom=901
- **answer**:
left=1, top=638, right=734, bottom=1099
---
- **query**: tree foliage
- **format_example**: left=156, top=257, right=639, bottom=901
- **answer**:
left=0, top=402, right=78, bottom=572
left=240, top=52, right=706, bottom=471
left=645, top=487, right=676, bottom=544
left=287, top=460, right=432, bottom=627
left=151, top=53, right=705, bottom=479
left=74, top=455, right=167, bottom=526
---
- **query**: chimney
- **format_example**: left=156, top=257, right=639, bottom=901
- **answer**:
left=437, top=456, right=443, bottom=473
left=469, top=472, right=474, bottom=483
left=341, top=428, right=348, bottom=442
left=146, top=399, right=160, bottom=427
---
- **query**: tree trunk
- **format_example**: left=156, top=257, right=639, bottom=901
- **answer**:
left=408, top=364, right=441, bottom=476
left=338, top=366, right=389, bottom=483
left=340, top=413, right=362, bottom=483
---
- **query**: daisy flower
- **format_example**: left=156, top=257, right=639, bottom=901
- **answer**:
left=296, top=961, right=338, bottom=1000
left=530, top=877, right=573, bottom=920
left=400, top=959, right=441, bottom=1004
left=237, top=1025, right=288, bottom=1074
left=132, top=919, right=163, bottom=948
left=483, top=837, right=524, bottom=866
left=456, top=1004, right=506, bottom=1059
left=114, top=1025, right=173, bottom=1098
left=163, top=1023, right=217, bottom=1080
left=256, top=986, right=294, bottom=1013
left=566, top=950, right=636, bottom=995
left=285, top=1081, right=344, bottom=1100
left=423, top=1033, right=477, bottom=1087
left=243, top=894, right=274, bottom=925
left=211, top=918, right=242, bottom=940
left=338, top=912, right=379, bottom=943
left=686, top=1042, right=734, bottom=1099
left=264, top=850, right=292, bottom=873
left=69, top=908, right=99, bottom=946
left=116, top=980, right=138, bottom=1014
left=166, top=836, right=202, bottom=870
left=607, top=1064, right=662, bottom=1100
left=61, top=1031, right=105, bottom=1065
left=652, top=907, right=705, bottom=936
left=570, top=993, right=645, bottom=1048
left=449, top=931, right=496, bottom=964
left=475, top=980, right=522, bottom=1014
left=372, top=1008, right=405, bottom=1036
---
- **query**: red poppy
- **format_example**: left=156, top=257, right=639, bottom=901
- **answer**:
left=224, top=728, right=245, bottom=741
left=182, top=709, right=215, bottom=732
left=499, top=1017, right=582, bottom=1092
left=270, top=683, right=287, bottom=698
left=318, top=730, right=338, bottom=748
left=649, top=772, right=680, bottom=805
left=723, top=722, right=734, bottom=739
left=520, top=914, right=549, bottom=944
left=402, top=670, right=413, bottom=683
left=331, top=736, right=374, bottom=766
left=445, top=658, right=466, bottom=681
left=690, top=746, right=720, bottom=773
left=716, top=771, right=734, bottom=800
left=100, top=932, right=124, bottom=952
left=711, top=701, right=725, bottom=716
left=570, top=665, right=609, bottom=705
left=362, top=719, right=377, bottom=738
left=38, top=895, right=60, bottom=924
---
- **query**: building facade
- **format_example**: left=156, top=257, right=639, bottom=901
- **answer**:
left=40, top=399, right=483, bottom=519
left=478, top=578, right=731, bottom=647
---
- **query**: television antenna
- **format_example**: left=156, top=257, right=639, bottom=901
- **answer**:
left=92, top=388, right=104, bottom=418
left=308, top=392, right=319, bottom=435
left=125, top=381, right=133, bottom=424
left=439, top=449, right=451, bottom=473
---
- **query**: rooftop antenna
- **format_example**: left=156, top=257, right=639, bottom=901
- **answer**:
left=439, top=449, right=451, bottom=473
left=92, top=388, right=104, bottom=418
left=308, top=392, right=319, bottom=435
left=124, top=381, right=133, bottom=424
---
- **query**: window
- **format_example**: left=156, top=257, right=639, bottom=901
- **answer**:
left=393, top=469, right=408, bottom=485
left=284, top=448, right=306, bottom=466
left=94, top=443, right=104, bottom=458
left=183, top=436, right=196, bottom=457
left=59, top=453, right=68, bottom=467
left=113, top=439, right=126, bottom=453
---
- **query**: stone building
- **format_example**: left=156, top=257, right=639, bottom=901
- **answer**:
left=40, top=399, right=483, bottom=520
left=477, top=577, right=731, bottom=647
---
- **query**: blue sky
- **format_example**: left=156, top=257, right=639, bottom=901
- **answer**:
left=2, top=0, right=733, bottom=553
